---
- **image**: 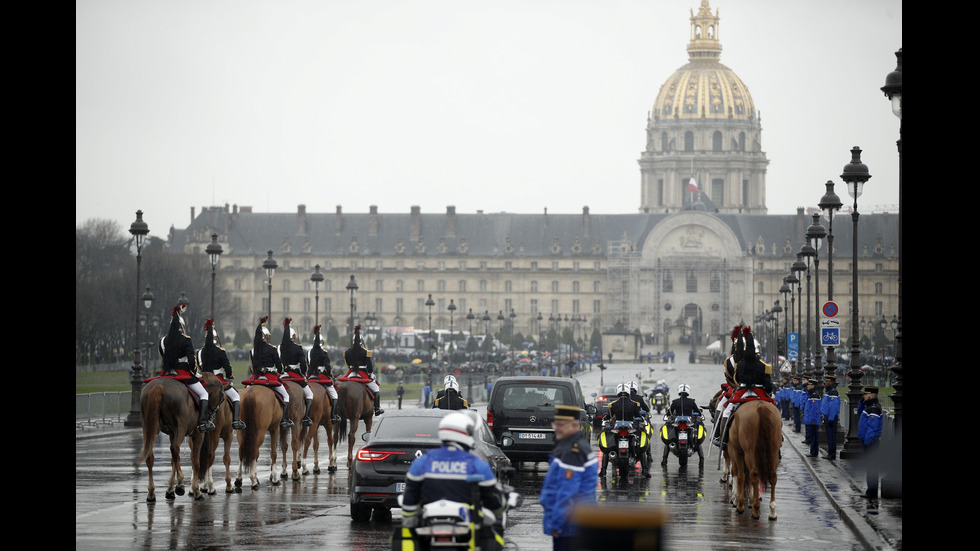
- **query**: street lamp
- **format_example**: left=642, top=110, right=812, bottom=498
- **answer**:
left=819, top=181, right=843, bottom=383
left=790, top=253, right=806, bottom=376
left=806, top=212, right=827, bottom=386
left=466, top=308, right=475, bottom=360
left=425, top=294, right=435, bottom=366
left=840, top=146, right=871, bottom=459
left=311, top=264, right=324, bottom=329
left=263, top=250, right=278, bottom=323
left=771, top=300, right=783, bottom=365
left=497, top=310, right=505, bottom=358
left=447, top=299, right=456, bottom=369
left=206, top=233, right=223, bottom=320
left=881, top=48, right=903, bottom=435
left=124, top=210, right=150, bottom=427
left=509, top=309, right=517, bottom=356
left=346, top=274, right=358, bottom=343
left=482, top=310, right=491, bottom=358
left=141, top=287, right=155, bottom=374
left=799, top=242, right=816, bottom=380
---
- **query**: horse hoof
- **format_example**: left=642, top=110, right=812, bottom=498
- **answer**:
left=194, top=493, right=205, bottom=501
left=235, top=486, right=242, bottom=494
left=313, top=467, right=320, bottom=474
left=226, top=488, right=235, bottom=494
left=234, top=478, right=242, bottom=488
left=251, top=483, right=260, bottom=491
left=328, top=466, right=337, bottom=473
left=175, top=486, right=185, bottom=496
left=146, top=494, right=156, bottom=503
left=165, top=491, right=176, bottom=501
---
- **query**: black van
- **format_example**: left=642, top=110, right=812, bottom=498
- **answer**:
left=486, top=376, right=595, bottom=465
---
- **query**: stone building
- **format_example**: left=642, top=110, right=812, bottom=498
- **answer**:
left=165, top=1, right=898, bottom=362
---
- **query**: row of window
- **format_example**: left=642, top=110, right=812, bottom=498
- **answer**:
left=235, top=278, right=605, bottom=294
left=256, top=296, right=604, bottom=321
left=234, top=258, right=606, bottom=272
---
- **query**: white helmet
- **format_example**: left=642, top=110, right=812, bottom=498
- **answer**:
left=438, top=412, right=475, bottom=450
left=627, top=381, right=638, bottom=392
left=677, top=384, right=691, bottom=396
left=444, top=375, right=458, bottom=386
left=289, top=327, right=297, bottom=340
left=616, top=383, right=630, bottom=396
left=445, top=378, right=460, bottom=392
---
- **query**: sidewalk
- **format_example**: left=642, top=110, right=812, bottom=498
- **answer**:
left=781, top=422, right=902, bottom=551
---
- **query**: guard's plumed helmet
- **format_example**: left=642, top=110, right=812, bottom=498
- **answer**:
left=312, top=325, right=323, bottom=348
left=677, top=384, right=691, bottom=396
left=281, top=318, right=294, bottom=347
left=253, top=316, right=270, bottom=351
left=200, top=318, right=218, bottom=370
left=345, top=325, right=372, bottom=368
left=736, top=326, right=770, bottom=378
left=163, top=304, right=189, bottom=368
left=438, top=412, right=476, bottom=450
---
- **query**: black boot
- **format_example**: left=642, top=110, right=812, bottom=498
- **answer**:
left=280, top=401, right=294, bottom=429
left=373, top=391, right=384, bottom=415
left=661, top=450, right=669, bottom=468
left=303, top=399, right=314, bottom=427
left=231, top=400, right=246, bottom=430
left=640, top=451, right=651, bottom=478
left=599, top=454, right=608, bottom=477
left=198, top=399, right=215, bottom=433
left=329, top=395, right=341, bottom=423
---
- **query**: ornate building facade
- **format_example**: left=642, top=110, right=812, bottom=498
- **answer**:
left=166, top=1, right=898, bottom=361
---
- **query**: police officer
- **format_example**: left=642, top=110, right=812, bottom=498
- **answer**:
left=280, top=318, right=314, bottom=427
left=779, top=374, right=793, bottom=420
left=607, top=383, right=642, bottom=422
left=432, top=377, right=469, bottom=410
left=400, top=412, right=505, bottom=549
left=307, top=325, right=341, bottom=424
left=857, top=386, right=884, bottom=499
left=802, top=378, right=822, bottom=457
left=663, top=383, right=704, bottom=467
left=159, top=303, right=214, bottom=433
left=628, top=381, right=651, bottom=413
left=248, top=316, right=293, bottom=429
left=820, top=375, right=841, bottom=460
left=791, top=374, right=805, bottom=433
left=396, top=381, right=405, bottom=410
left=540, top=404, right=598, bottom=551
left=197, top=318, right=246, bottom=430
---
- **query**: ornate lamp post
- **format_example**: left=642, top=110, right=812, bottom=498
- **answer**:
left=311, top=264, right=324, bottom=329
left=509, top=309, right=517, bottom=356
left=790, top=253, right=806, bottom=376
left=206, top=233, right=223, bottom=320
left=840, top=146, right=871, bottom=459
left=819, top=182, right=843, bottom=383
left=263, top=251, right=278, bottom=323
left=799, top=242, right=816, bottom=380
left=425, top=294, right=435, bottom=367
left=806, top=213, right=827, bottom=388
left=771, top=300, right=783, bottom=366
left=346, top=274, right=358, bottom=343
left=466, top=308, right=475, bottom=361
left=482, top=310, right=491, bottom=359
left=447, top=299, right=456, bottom=369
left=124, top=210, right=150, bottom=427
left=881, top=48, right=903, bottom=436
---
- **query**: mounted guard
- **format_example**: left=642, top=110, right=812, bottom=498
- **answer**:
left=152, top=303, right=214, bottom=433
left=241, top=316, right=294, bottom=429
left=197, top=318, right=246, bottom=429
left=338, top=324, right=384, bottom=416
left=308, top=324, right=341, bottom=424
left=279, top=318, right=314, bottom=427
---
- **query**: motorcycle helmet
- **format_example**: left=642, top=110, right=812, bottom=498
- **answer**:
left=445, top=378, right=460, bottom=392
left=616, top=383, right=630, bottom=396
left=627, top=381, right=638, bottom=392
left=444, top=374, right=457, bottom=386
left=438, top=412, right=476, bottom=450
left=677, top=384, right=691, bottom=396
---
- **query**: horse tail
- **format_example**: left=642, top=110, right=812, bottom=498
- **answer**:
left=335, top=387, right=349, bottom=441
left=137, top=384, right=163, bottom=465
left=240, top=390, right=259, bottom=466
left=755, top=405, right=778, bottom=490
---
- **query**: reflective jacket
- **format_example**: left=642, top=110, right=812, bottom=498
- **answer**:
left=540, top=433, right=598, bottom=536
left=401, top=445, right=502, bottom=516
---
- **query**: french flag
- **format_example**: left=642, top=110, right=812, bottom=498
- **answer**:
left=686, top=177, right=699, bottom=194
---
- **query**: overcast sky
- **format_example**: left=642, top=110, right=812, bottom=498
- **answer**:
left=76, top=0, right=902, bottom=236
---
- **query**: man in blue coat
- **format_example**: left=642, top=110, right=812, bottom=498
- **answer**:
left=801, top=379, right=822, bottom=458
left=540, top=404, right=598, bottom=551
left=820, top=375, right=841, bottom=460
left=791, top=375, right=805, bottom=433
left=857, top=386, right=884, bottom=499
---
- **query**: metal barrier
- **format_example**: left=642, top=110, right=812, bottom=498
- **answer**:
left=76, top=391, right=131, bottom=429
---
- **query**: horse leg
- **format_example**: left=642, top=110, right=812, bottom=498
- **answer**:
left=270, top=427, right=281, bottom=486
left=223, top=434, right=233, bottom=494
left=145, top=450, right=156, bottom=503
left=346, top=420, right=357, bottom=469
left=292, top=430, right=303, bottom=481
left=328, top=420, right=337, bottom=472
left=166, top=434, right=180, bottom=500
left=307, top=429, right=318, bottom=475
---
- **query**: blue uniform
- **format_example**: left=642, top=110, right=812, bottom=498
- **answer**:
left=792, top=381, right=805, bottom=432
left=820, top=384, right=841, bottom=458
left=401, top=445, right=503, bottom=515
left=857, top=397, right=884, bottom=497
left=802, top=389, right=822, bottom=457
left=540, top=432, right=598, bottom=543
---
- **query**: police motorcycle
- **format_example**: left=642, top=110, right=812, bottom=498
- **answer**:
left=394, top=474, right=522, bottom=551
left=597, top=415, right=650, bottom=480
left=659, top=411, right=706, bottom=468
left=650, top=390, right=667, bottom=414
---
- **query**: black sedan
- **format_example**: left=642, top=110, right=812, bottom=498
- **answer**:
left=348, top=409, right=513, bottom=521
left=590, top=384, right=621, bottom=430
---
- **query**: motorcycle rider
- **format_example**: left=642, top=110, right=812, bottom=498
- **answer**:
left=628, top=381, right=654, bottom=474
left=399, top=412, right=505, bottom=550
left=599, top=383, right=644, bottom=477
left=432, top=377, right=469, bottom=410
left=663, top=383, right=705, bottom=468
left=628, top=381, right=651, bottom=413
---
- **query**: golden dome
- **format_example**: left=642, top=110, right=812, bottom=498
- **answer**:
left=652, top=1, right=756, bottom=122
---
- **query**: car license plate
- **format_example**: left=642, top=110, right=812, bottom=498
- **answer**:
left=618, top=440, right=629, bottom=450
left=396, top=483, right=405, bottom=492
left=518, top=432, right=545, bottom=439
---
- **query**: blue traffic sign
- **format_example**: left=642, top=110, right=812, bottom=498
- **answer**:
left=787, top=332, right=799, bottom=361
left=821, top=327, right=840, bottom=347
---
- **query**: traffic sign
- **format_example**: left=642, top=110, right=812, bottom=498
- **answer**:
left=821, top=319, right=840, bottom=327
left=822, top=301, right=839, bottom=318
left=821, top=327, right=840, bottom=347
left=787, top=332, right=799, bottom=361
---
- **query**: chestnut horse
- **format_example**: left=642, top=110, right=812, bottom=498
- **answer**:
left=333, top=381, right=375, bottom=468
left=727, top=400, right=782, bottom=520
left=301, top=381, right=337, bottom=474
left=136, top=372, right=224, bottom=502
left=277, top=381, right=307, bottom=481
left=199, top=385, right=237, bottom=495
left=235, top=383, right=284, bottom=490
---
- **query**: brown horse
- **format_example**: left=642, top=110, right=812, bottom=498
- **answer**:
left=199, top=384, right=237, bottom=495
left=136, top=372, right=224, bottom=502
left=333, top=381, right=376, bottom=468
left=301, top=381, right=337, bottom=474
left=278, top=381, right=307, bottom=481
left=727, top=400, right=782, bottom=520
left=235, top=383, right=284, bottom=490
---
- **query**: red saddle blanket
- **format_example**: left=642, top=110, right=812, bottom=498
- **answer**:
left=730, top=387, right=775, bottom=404
left=307, top=374, right=334, bottom=385
left=241, top=373, right=287, bottom=387
left=337, top=370, right=372, bottom=384
left=143, top=369, right=197, bottom=384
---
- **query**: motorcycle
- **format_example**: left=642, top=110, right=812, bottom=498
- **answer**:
left=597, top=417, right=650, bottom=480
left=651, top=391, right=667, bottom=414
left=660, top=412, right=706, bottom=468
left=393, top=478, right=523, bottom=551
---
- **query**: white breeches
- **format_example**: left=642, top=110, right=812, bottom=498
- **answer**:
left=366, top=380, right=380, bottom=393
left=224, top=387, right=241, bottom=403
left=187, top=381, right=209, bottom=401
left=327, top=385, right=338, bottom=400
left=274, top=384, right=290, bottom=402
left=303, top=385, right=314, bottom=400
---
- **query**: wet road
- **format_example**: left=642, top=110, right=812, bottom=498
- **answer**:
left=76, top=361, right=870, bottom=550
